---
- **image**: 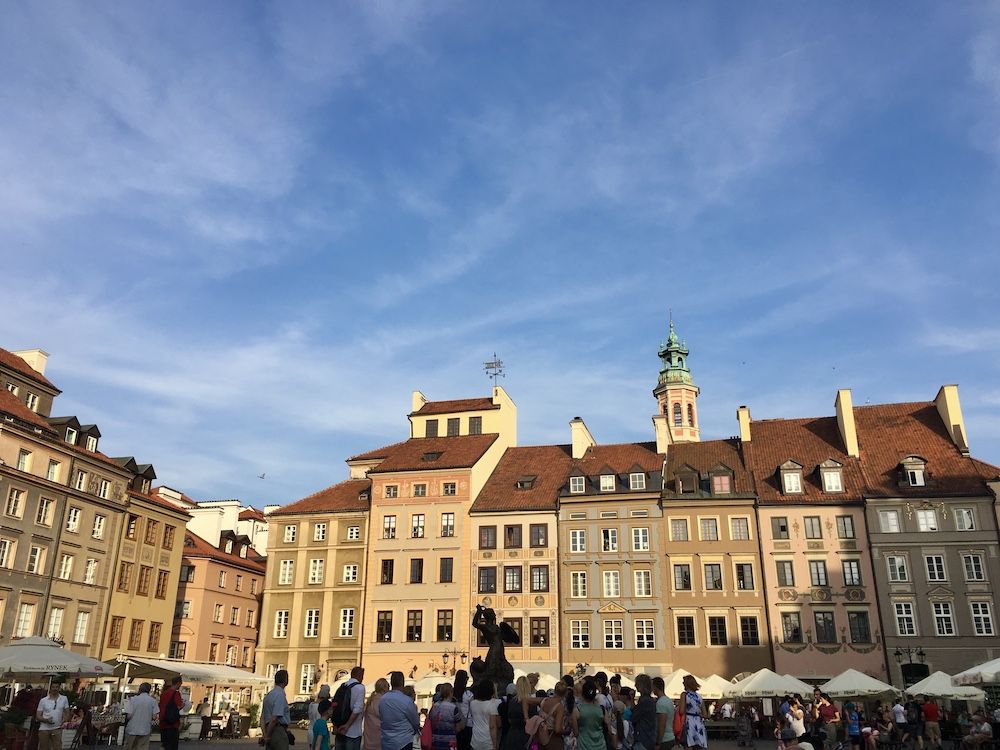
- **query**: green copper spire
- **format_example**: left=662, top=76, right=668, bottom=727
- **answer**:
left=656, top=318, right=692, bottom=388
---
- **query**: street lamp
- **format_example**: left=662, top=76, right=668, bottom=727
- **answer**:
left=893, top=647, right=926, bottom=664
left=441, top=650, right=468, bottom=675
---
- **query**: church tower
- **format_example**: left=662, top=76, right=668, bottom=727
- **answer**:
left=653, top=318, right=700, bottom=443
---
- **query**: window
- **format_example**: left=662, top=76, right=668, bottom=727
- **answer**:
left=843, top=560, right=862, bottom=586
left=673, top=403, right=682, bottom=426
left=712, top=474, right=732, bottom=495
left=441, top=513, right=455, bottom=537
left=771, top=516, right=789, bottom=539
left=570, top=619, right=590, bottom=648
left=735, top=563, right=754, bottom=590
left=279, top=560, right=294, bottom=584
left=822, top=469, right=843, bottom=492
left=212, top=603, right=224, bottom=623
left=234, top=574, right=243, bottom=592
left=916, top=510, right=938, bottom=532
left=933, top=602, right=956, bottom=636
left=569, top=476, right=585, bottom=494
left=35, top=497, right=53, bottom=526
left=437, top=610, right=453, bottom=641
left=604, top=619, right=624, bottom=649
left=218, top=570, right=227, bottom=588
left=439, top=557, right=454, bottom=583
left=879, top=510, right=900, bottom=533
left=274, top=610, right=290, bottom=638
left=504, top=524, right=522, bottom=549
left=5, top=488, right=24, bottom=518
left=108, top=616, right=124, bottom=647
left=206, top=643, right=218, bottom=662
left=300, top=664, right=316, bottom=694
left=814, top=612, right=836, bottom=643
left=529, top=616, right=549, bottom=646
left=629, top=473, right=646, bottom=490
left=313, top=523, right=327, bottom=541
left=377, top=611, right=393, bottom=641
left=283, top=525, right=297, bottom=543
left=730, top=518, right=750, bottom=541
left=447, top=417, right=460, bottom=436
left=14, top=603, right=35, bottom=637
left=602, top=570, right=620, bottom=597
left=440, top=481, right=457, bottom=497
left=169, top=641, right=187, bottom=659
left=569, top=529, right=586, bottom=553
left=632, top=527, right=650, bottom=551
left=708, top=616, right=728, bottom=645
left=600, top=474, right=616, bottom=492
left=377, top=558, right=394, bottom=585
left=16, top=449, right=30, bottom=472
left=117, top=562, right=132, bottom=592
left=955, top=508, right=975, bottom=531
left=530, top=524, right=547, bottom=547
left=478, top=567, right=497, bottom=593
left=98, top=479, right=110, bottom=500
left=809, top=560, right=828, bottom=586
left=57, top=554, right=73, bottom=580
left=73, top=612, right=90, bottom=644
left=848, top=612, right=871, bottom=643
left=385, top=485, right=398, bottom=499
left=65, top=506, right=81, bottom=532
left=343, top=564, right=359, bottom=583
left=678, top=474, right=697, bottom=493
left=91, top=514, right=106, bottom=540
left=304, top=609, right=320, bottom=637
left=176, top=601, right=191, bottom=619
left=341, top=525, right=359, bottom=542
left=677, top=616, right=696, bottom=645
left=633, top=619, right=655, bottom=649
left=155, top=570, right=168, bottom=598
left=45, top=460, right=60, bottom=482
left=776, top=560, right=795, bottom=587
left=65, top=427, right=78, bottom=445
left=85, top=559, right=99, bottom=585
left=406, top=610, right=423, bottom=641
left=673, top=564, right=691, bottom=591
left=504, top=566, right=522, bottom=593
left=703, top=563, right=722, bottom=590
left=246, top=609, right=256, bottom=628
left=223, top=644, right=237, bottom=666
left=887, top=555, right=908, bottom=582
left=410, top=558, right=423, bottom=584
left=601, top=528, right=618, bottom=552
left=783, top=471, right=802, bottom=494
left=570, top=571, right=587, bottom=597
left=46, top=607, right=63, bottom=639
left=530, top=565, right=549, bottom=592
left=925, top=555, right=947, bottom=582
left=26, top=546, right=43, bottom=574
left=125, top=514, right=138, bottom=539
left=413, top=483, right=427, bottom=498
left=179, top=564, right=195, bottom=583
left=740, top=616, right=760, bottom=646
left=251, top=579, right=258, bottom=594
left=964, top=554, right=986, bottom=581
left=128, top=620, right=144, bottom=650
left=74, top=471, right=87, bottom=491
left=700, top=518, right=719, bottom=541
left=469, top=416, right=482, bottom=434
left=383, top=515, right=396, bottom=539
left=5, top=382, right=16, bottom=395
left=894, top=602, right=916, bottom=636
left=136, top=566, right=152, bottom=595
left=425, top=419, right=438, bottom=437
left=148, top=622, right=162, bottom=652
left=781, top=612, right=802, bottom=643
left=804, top=516, right=822, bottom=539
left=412, top=514, right=425, bottom=538
left=971, top=602, right=995, bottom=636
left=907, top=467, right=925, bottom=486
left=634, top=570, right=652, bottom=597
left=671, top=519, right=689, bottom=541
left=479, top=525, right=497, bottom=549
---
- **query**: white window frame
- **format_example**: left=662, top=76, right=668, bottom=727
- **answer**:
left=25, top=392, right=38, bottom=411
left=822, top=469, right=843, bottom=492
left=384, top=484, right=398, bottom=498
left=955, top=508, right=976, bottom=531
left=907, top=468, right=925, bottom=486
left=339, top=608, right=355, bottom=637
left=894, top=602, right=917, bottom=636
left=629, top=473, right=646, bottom=490
left=602, top=570, right=620, bottom=598
left=58, top=554, right=73, bottom=580
left=65, top=427, right=78, bottom=445
left=782, top=471, right=803, bottom=494
left=74, top=471, right=87, bottom=491
left=15, top=602, right=35, bottom=637
left=47, top=607, right=64, bottom=639
left=5, top=488, right=25, bottom=518
left=35, top=497, right=53, bottom=526
left=809, top=560, right=828, bottom=587
left=603, top=619, right=624, bottom=649
left=971, top=602, right=995, bottom=636
left=635, top=619, right=655, bottom=649
left=925, top=555, right=947, bottom=582
left=299, top=664, right=315, bottom=694
left=313, top=523, right=327, bottom=541
left=634, top=570, right=652, bottom=597
left=729, top=517, right=750, bottom=541
left=86, top=435, right=98, bottom=452
left=308, top=559, right=324, bottom=584
left=411, top=514, right=425, bottom=538
left=16, top=449, right=31, bottom=472
left=599, top=474, right=615, bottom=492
left=879, top=510, right=901, bottom=533
left=569, top=476, right=585, bottom=494
left=933, top=602, right=956, bottom=636
left=274, top=610, right=290, bottom=638
left=699, top=518, right=719, bottom=541
left=84, top=559, right=98, bottom=585
left=569, top=529, right=586, bottom=553
left=887, top=555, right=909, bottom=582
left=347, top=525, right=361, bottom=540
left=91, top=515, right=105, bottom=539
left=601, top=528, right=618, bottom=552
left=66, top=507, right=81, bottom=532
left=304, top=609, right=320, bottom=638
left=632, top=527, right=650, bottom=551
left=916, top=509, right=938, bottom=532
left=26, top=545, right=43, bottom=574
left=670, top=518, right=688, bottom=541
left=963, top=554, right=986, bottom=582
left=0, top=538, right=15, bottom=568
left=278, top=559, right=294, bottom=585
left=72, top=611, right=89, bottom=644
left=283, top=525, right=297, bottom=543
left=45, top=461, right=59, bottom=482
left=570, top=619, right=590, bottom=648
left=843, top=559, right=862, bottom=586
left=570, top=571, right=587, bottom=598
left=343, top=564, right=359, bottom=583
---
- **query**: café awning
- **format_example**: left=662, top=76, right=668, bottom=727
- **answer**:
left=110, top=657, right=271, bottom=686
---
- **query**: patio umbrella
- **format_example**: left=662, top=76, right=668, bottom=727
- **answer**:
left=700, top=675, right=735, bottom=700
left=820, top=669, right=898, bottom=699
left=0, top=637, right=110, bottom=677
left=908, top=671, right=985, bottom=700
left=952, top=658, right=1000, bottom=686
left=726, top=668, right=806, bottom=698
left=783, top=675, right=819, bottom=695
left=414, top=672, right=448, bottom=695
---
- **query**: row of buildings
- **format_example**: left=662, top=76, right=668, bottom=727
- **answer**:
left=256, top=323, right=1000, bottom=697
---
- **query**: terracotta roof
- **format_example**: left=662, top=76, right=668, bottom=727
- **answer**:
left=128, top=489, right=192, bottom=518
left=239, top=507, right=267, bottom=522
left=0, top=389, right=57, bottom=433
left=742, top=417, right=865, bottom=503
left=854, top=402, right=992, bottom=497
left=972, top=458, right=1000, bottom=481
left=270, top=478, right=372, bottom=516
left=69, top=441, right=134, bottom=471
left=665, top=438, right=757, bottom=496
left=472, top=445, right=573, bottom=513
left=181, top=530, right=266, bottom=573
left=411, top=397, right=499, bottom=416
left=348, top=439, right=409, bottom=462
left=0, top=348, right=58, bottom=391
left=573, top=442, right=663, bottom=474
left=368, top=434, right=499, bottom=473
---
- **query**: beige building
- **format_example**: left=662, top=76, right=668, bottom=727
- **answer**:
left=256, top=479, right=370, bottom=699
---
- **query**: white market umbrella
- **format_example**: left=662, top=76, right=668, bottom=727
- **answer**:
left=414, top=672, right=447, bottom=695
left=909, top=671, right=985, bottom=700
left=783, top=675, right=819, bottom=695
left=0, top=637, right=110, bottom=677
left=700, top=675, right=734, bottom=700
left=952, top=658, right=1000, bottom=686
left=727, top=668, right=805, bottom=698
left=661, top=670, right=700, bottom=698
left=820, top=669, right=898, bottom=699
left=535, top=674, right=560, bottom=691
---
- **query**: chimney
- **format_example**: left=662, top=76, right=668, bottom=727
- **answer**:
left=737, top=405, right=752, bottom=443
left=652, top=414, right=672, bottom=455
left=570, top=417, right=597, bottom=459
left=834, top=389, right=860, bottom=458
left=935, top=384, right=969, bottom=455
left=411, top=390, right=427, bottom=414
left=262, top=504, right=280, bottom=516
left=13, top=349, right=49, bottom=375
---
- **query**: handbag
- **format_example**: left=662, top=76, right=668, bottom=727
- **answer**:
left=673, top=693, right=686, bottom=738
left=420, top=707, right=435, bottom=750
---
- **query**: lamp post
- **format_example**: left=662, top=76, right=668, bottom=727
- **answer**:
left=441, top=650, right=468, bottom=676
left=894, top=646, right=927, bottom=689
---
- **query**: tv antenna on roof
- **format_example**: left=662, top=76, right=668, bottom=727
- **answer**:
left=484, top=353, right=505, bottom=385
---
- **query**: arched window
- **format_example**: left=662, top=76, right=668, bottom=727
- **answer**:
left=687, top=404, right=694, bottom=426
left=673, top=403, right=682, bottom=426
left=662, top=403, right=669, bottom=415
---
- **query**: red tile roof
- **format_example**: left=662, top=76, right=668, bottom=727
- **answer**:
left=0, top=389, right=57, bottom=433
left=472, top=445, right=573, bottom=513
left=972, top=458, right=1000, bottom=481
left=743, top=417, right=865, bottom=503
left=181, top=530, right=266, bottom=573
left=270, top=478, right=372, bottom=516
left=348, top=439, right=409, bottom=462
left=0, top=348, right=58, bottom=390
left=238, top=507, right=267, bottom=522
left=854, top=402, right=992, bottom=497
left=411, top=397, right=499, bottom=416
left=573, top=442, right=664, bottom=474
left=665, top=438, right=756, bottom=496
left=128, top=489, right=192, bottom=518
left=367, top=434, right=499, bottom=473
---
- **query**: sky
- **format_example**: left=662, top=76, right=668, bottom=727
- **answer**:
left=1, top=2, right=999, bottom=507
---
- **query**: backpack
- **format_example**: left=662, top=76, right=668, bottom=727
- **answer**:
left=163, top=690, right=181, bottom=725
left=331, top=681, right=355, bottom=726
left=673, top=693, right=686, bottom=737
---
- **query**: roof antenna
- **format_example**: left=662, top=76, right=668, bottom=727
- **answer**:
left=484, top=353, right=505, bottom=385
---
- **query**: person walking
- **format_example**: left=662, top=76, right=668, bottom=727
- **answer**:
left=469, top=680, right=501, bottom=750
left=429, top=684, right=466, bottom=750
left=121, top=683, right=159, bottom=750
left=363, top=679, right=390, bottom=750
left=679, top=675, right=706, bottom=750
left=651, top=677, right=673, bottom=750
left=572, top=678, right=611, bottom=750
left=159, top=676, right=185, bottom=750
left=379, top=671, right=420, bottom=750
left=262, top=669, right=292, bottom=750
left=36, top=683, right=70, bottom=750
left=920, top=697, right=940, bottom=750
left=843, top=703, right=861, bottom=750
left=335, top=667, right=367, bottom=750
left=197, top=696, right=213, bottom=741
left=309, top=686, right=332, bottom=750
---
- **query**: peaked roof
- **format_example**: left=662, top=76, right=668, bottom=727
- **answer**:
left=270, top=478, right=371, bottom=517
left=238, top=507, right=267, bottom=522
left=573, top=441, right=663, bottom=474
left=348, top=439, right=409, bottom=462
left=181, top=530, right=266, bottom=573
left=0, top=348, right=58, bottom=390
left=128, top=489, right=192, bottom=518
left=665, top=438, right=756, bottom=496
left=411, top=397, right=499, bottom=416
left=854, top=401, right=991, bottom=497
left=472, top=445, right=573, bottom=513
left=367, top=434, right=499, bottom=473
left=0, top=389, right=56, bottom=433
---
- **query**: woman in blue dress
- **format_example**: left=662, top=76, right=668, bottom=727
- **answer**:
left=680, top=675, right=707, bottom=750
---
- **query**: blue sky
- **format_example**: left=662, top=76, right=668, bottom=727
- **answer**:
left=2, top=2, right=999, bottom=506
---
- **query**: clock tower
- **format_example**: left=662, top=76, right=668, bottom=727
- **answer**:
left=653, top=318, right=700, bottom=443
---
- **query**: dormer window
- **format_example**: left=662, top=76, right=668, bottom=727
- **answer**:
left=820, top=460, right=843, bottom=493
left=711, top=474, right=731, bottom=495
left=900, top=456, right=927, bottom=487
left=599, top=474, right=615, bottom=492
left=516, top=475, right=536, bottom=490
left=240, top=544, right=248, bottom=558
left=569, top=476, right=585, bottom=494
left=65, top=427, right=78, bottom=445
left=85, top=435, right=98, bottom=452
left=677, top=473, right=697, bottom=493
left=421, top=452, right=442, bottom=462
left=779, top=461, right=804, bottom=494
left=225, top=540, right=234, bottom=553
left=629, top=473, right=646, bottom=491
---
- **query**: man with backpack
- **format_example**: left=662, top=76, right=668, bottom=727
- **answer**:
left=333, top=667, right=366, bottom=750
left=159, top=676, right=185, bottom=750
